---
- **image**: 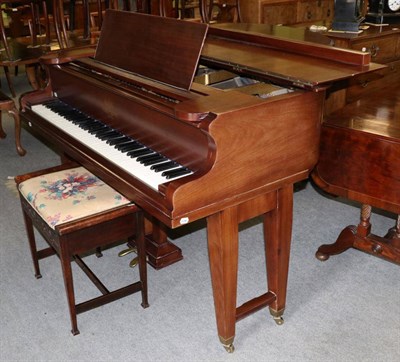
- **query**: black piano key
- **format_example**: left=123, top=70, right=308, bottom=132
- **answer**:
left=107, top=136, right=132, bottom=145
left=127, top=148, right=153, bottom=158
left=88, top=124, right=109, bottom=133
left=116, top=142, right=144, bottom=152
left=101, top=132, right=124, bottom=141
left=76, top=119, right=100, bottom=128
left=136, top=153, right=162, bottom=163
left=81, top=123, right=105, bottom=132
left=162, top=167, right=192, bottom=179
left=94, top=127, right=114, bottom=135
left=138, top=155, right=167, bottom=165
left=143, top=157, right=168, bottom=166
left=72, top=116, right=93, bottom=123
left=96, top=130, right=120, bottom=139
left=151, top=161, right=178, bottom=172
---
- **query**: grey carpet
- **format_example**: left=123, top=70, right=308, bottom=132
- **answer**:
left=0, top=73, right=399, bottom=361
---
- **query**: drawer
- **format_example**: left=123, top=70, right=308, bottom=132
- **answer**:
left=346, top=59, right=400, bottom=102
left=296, top=0, right=334, bottom=23
left=351, top=35, right=399, bottom=63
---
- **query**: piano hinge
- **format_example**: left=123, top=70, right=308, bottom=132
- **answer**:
left=201, top=56, right=315, bottom=90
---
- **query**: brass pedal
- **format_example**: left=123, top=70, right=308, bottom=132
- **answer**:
left=118, top=247, right=137, bottom=257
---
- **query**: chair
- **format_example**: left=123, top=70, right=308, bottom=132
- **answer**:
left=16, top=163, right=148, bottom=335
left=0, top=90, right=26, bottom=155
left=56, top=0, right=131, bottom=46
left=200, top=0, right=241, bottom=23
left=0, top=0, right=54, bottom=96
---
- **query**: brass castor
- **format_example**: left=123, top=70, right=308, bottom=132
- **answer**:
left=273, top=316, right=284, bottom=325
left=269, top=307, right=285, bottom=325
left=223, top=343, right=235, bottom=353
left=219, top=336, right=235, bottom=353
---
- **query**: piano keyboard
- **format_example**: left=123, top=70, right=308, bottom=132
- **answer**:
left=31, top=100, right=193, bottom=190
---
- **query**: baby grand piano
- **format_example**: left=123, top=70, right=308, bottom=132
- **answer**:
left=19, top=11, right=383, bottom=352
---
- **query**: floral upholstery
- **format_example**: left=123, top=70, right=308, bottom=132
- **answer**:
left=19, top=167, right=132, bottom=229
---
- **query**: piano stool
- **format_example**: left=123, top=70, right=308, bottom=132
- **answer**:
left=0, top=91, right=26, bottom=156
left=15, top=163, right=149, bottom=335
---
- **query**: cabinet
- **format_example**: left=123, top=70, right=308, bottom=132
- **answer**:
left=240, top=0, right=334, bottom=25
left=324, top=26, right=400, bottom=113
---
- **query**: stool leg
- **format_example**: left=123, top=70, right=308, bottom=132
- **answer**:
left=136, top=211, right=149, bottom=308
left=22, top=209, right=42, bottom=279
left=59, top=243, right=80, bottom=335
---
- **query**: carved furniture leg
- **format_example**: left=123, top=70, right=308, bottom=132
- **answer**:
left=385, top=215, right=400, bottom=245
left=315, top=205, right=371, bottom=261
left=8, top=104, right=26, bottom=156
left=207, top=206, right=239, bottom=353
left=3, top=66, right=16, bottom=98
left=315, top=226, right=357, bottom=261
left=264, top=185, right=293, bottom=324
left=316, top=205, right=400, bottom=264
left=0, top=92, right=26, bottom=155
left=25, top=64, right=40, bottom=91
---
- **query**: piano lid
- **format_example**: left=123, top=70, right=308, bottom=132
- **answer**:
left=94, top=10, right=208, bottom=91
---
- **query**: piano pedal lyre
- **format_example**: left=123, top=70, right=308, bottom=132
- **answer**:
left=118, top=245, right=139, bottom=268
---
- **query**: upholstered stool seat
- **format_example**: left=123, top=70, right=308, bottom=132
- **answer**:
left=16, top=163, right=148, bottom=335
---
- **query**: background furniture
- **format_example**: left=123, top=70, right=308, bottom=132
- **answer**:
left=201, top=0, right=241, bottom=23
left=239, top=0, right=334, bottom=25
left=16, top=163, right=149, bottom=335
left=0, top=0, right=54, bottom=95
left=311, top=83, right=400, bottom=264
left=323, top=24, right=400, bottom=114
left=0, top=90, right=25, bottom=155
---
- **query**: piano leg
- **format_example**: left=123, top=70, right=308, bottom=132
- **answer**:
left=264, top=185, right=293, bottom=325
left=145, top=218, right=183, bottom=270
left=207, top=186, right=293, bottom=352
left=117, top=217, right=183, bottom=270
left=207, top=206, right=239, bottom=353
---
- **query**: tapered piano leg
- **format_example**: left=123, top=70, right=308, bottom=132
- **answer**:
left=264, top=185, right=293, bottom=324
left=207, top=206, right=239, bottom=353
